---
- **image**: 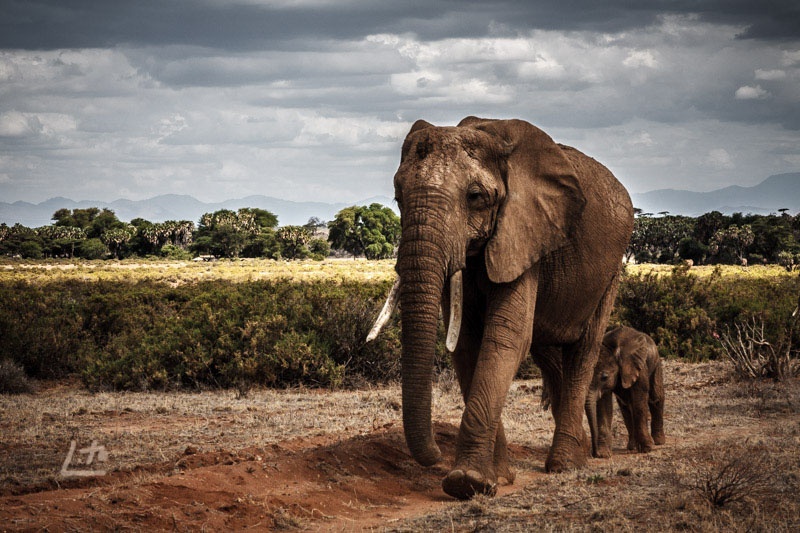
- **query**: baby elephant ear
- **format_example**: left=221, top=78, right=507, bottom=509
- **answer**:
left=620, top=335, right=651, bottom=388
left=469, top=119, right=587, bottom=284
left=620, top=354, right=641, bottom=389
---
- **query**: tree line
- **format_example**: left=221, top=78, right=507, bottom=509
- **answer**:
left=4, top=204, right=800, bottom=267
left=628, top=209, right=800, bottom=268
left=0, top=203, right=401, bottom=261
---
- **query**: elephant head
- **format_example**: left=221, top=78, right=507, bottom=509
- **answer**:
left=385, top=117, right=587, bottom=467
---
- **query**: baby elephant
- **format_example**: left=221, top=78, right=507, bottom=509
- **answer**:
left=586, top=326, right=665, bottom=458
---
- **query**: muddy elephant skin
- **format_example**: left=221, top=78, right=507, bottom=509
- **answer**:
left=388, top=117, right=634, bottom=499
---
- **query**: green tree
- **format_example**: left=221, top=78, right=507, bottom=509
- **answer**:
left=0, top=224, right=42, bottom=258
left=241, top=208, right=278, bottom=230
left=308, top=238, right=331, bottom=260
left=192, top=209, right=261, bottom=258
left=276, top=225, right=311, bottom=259
left=36, top=225, right=85, bottom=258
left=19, top=240, right=43, bottom=259
left=78, top=238, right=107, bottom=259
left=710, top=225, right=755, bottom=264
left=693, top=211, right=730, bottom=244
left=628, top=214, right=694, bottom=263
left=328, top=204, right=400, bottom=259
left=749, top=214, right=798, bottom=262
left=101, top=225, right=137, bottom=259
left=52, top=207, right=101, bottom=229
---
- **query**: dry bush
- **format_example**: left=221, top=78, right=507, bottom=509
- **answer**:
left=719, top=316, right=799, bottom=381
left=687, top=447, right=776, bottom=508
left=0, top=358, right=33, bottom=394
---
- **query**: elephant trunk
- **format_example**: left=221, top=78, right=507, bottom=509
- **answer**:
left=397, top=228, right=452, bottom=466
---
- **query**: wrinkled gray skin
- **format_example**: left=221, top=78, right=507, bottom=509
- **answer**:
left=392, top=117, right=633, bottom=499
left=586, top=326, right=666, bottom=458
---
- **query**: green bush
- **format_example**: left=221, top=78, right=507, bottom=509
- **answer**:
left=614, top=264, right=799, bottom=361
left=0, top=278, right=396, bottom=391
left=160, top=244, right=193, bottom=260
left=615, top=264, right=722, bottom=361
left=78, top=238, right=107, bottom=259
left=2, top=268, right=797, bottom=390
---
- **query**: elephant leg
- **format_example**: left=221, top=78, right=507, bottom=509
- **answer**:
left=615, top=393, right=636, bottom=450
left=546, top=275, right=618, bottom=472
left=447, top=287, right=515, bottom=487
left=629, top=387, right=655, bottom=453
left=443, top=268, right=536, bottom=500
left=444, top=265, right=515, bottom=485
left=493, top=422, right=515, bottom=484
left=649, top=364, right=666, bottom=445
left=532, top=345, right=563, bottom=416
left=595, top=392, right=614, bottom=458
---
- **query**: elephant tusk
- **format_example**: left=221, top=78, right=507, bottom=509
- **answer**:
left=366, top=278, right=401, bottom=342
left=445, top=270, right=463, bottom=352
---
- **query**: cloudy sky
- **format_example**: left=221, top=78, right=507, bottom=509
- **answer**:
left=1, top=1, right=799, bottom=206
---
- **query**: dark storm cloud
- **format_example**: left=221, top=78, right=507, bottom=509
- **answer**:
left=1, top=0, right=798, bottom=204
left=2, top=0, right=798, bottom=52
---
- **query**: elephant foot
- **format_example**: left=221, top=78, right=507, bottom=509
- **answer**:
left=630, top=436, right=654, bottom=453
left=495, top=462, right=515, bottom=485
left=594, top=445, right=612, bottom=459
left=545, top=432, right=588, bottom=473
left=442, top=469, right=497, bottom=500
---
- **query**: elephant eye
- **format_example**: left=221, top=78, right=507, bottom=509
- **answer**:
left=467, top=185, right=485, bottom=206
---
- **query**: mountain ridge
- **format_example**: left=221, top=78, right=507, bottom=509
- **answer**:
left=0, top=193, right=398, bottom=228
left=630, top=172, right=800, bottom=216
left=2, top=173, right=799, bottom=227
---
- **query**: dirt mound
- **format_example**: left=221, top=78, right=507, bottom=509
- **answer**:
left=0, top=422, right=542, bottom=531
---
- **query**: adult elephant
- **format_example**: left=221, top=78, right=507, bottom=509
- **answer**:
left=369, top=117, right=633, bottom=499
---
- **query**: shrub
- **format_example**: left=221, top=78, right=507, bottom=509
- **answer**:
left=160, top=244, right=193, bottom=260
left=312, top=286, right=401, bottom=386
left=61, top=279, right=396, bottom=390
left=688, top=447, right=775, bottom=507
left=3, top=265, right=797, bottom=390
left=0, top=358, right=34, bottom=394
left=19, top=240, right=43, bottom=259
left=78, top=238, right=107, bottom=259
left=719, top=316, right=799, bottom=380
left=615, top=264, right=722, bottom=361
left=308, top=238, right=331, bottom=260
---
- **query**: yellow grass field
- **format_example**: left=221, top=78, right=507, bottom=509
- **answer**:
left=0, top=257, right=794, bottom=285
left=0, top=257, right=397, bottom=285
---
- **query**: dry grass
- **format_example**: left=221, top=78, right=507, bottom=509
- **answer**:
left=1, top=259, right=793, bottom=286
left=2, top=360, right=799, bottom=531
left=0, top=257, right=396, bottom=285
left=0, top=380, right=410, bottom=490
left=391, top=361, right=800, bottom=532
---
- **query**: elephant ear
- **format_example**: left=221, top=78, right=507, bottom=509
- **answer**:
left=463, top=118, right=587, bottom=284
left=620, top=336, right=650, bottom=389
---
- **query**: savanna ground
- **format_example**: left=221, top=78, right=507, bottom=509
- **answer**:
left=2, top=362, right=799, bottom=531
left=1, top=260, right=799, bottom=531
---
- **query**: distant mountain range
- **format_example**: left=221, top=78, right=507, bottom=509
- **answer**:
left=630, top=172, right=800, bottom=216
left=2, top=172, right=799, bottom=227
left=0, top=194, right=398, bottom=228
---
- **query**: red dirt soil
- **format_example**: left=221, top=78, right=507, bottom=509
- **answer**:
left=0, top=422, right=543, bottom=531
